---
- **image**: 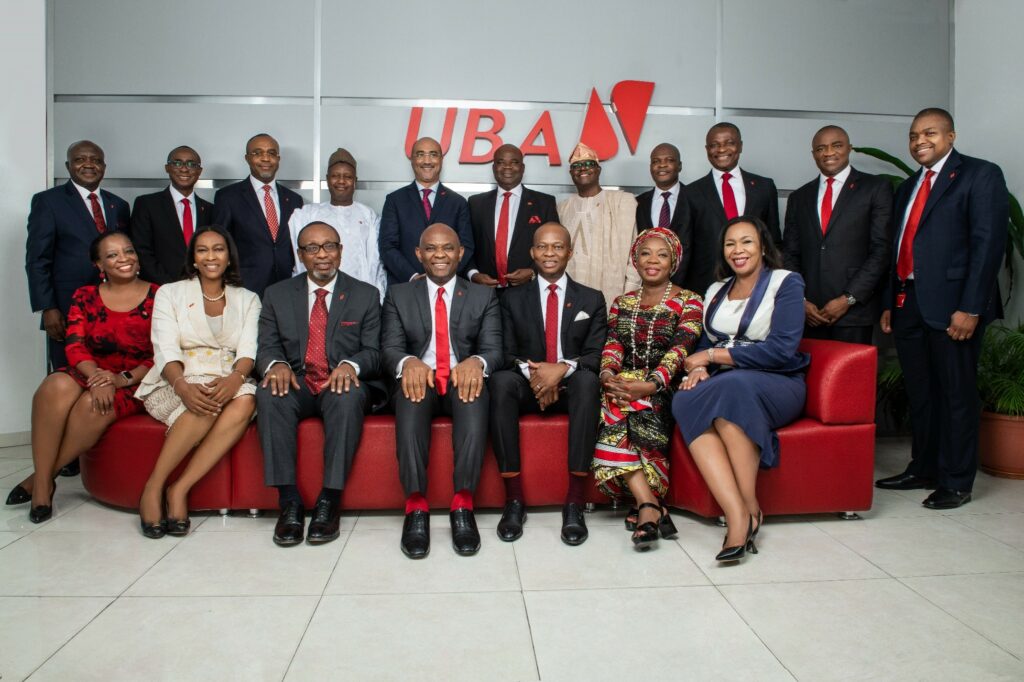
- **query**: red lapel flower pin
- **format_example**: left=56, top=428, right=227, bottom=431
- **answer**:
left=528, top=215, right=542, bottom=225
left=949, top=171, right=957, bottom=179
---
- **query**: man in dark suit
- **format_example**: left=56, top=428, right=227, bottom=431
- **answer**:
left=214, top=133, right=303, bottom=296
left=382, top=223, right=502, bottom=559
left=684, top=123, right=780, bottom=296
left=26, top=139, right=130, bottom=369
left=378, top=137, right=474, bottom=284
left=256, top=221, right=382, bottom=546
left=131, top=146, right=214, bottom=284
left=636, top=143, right=691, bottom=286
left=783, top=126, right=893, bottom=345
left=467, top=144, right=558, bottom=289
left=876, top=108, right=1008, bottom=509
left=489, top=222, right=606, bottom=545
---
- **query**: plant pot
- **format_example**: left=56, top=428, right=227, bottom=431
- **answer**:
left=979, top=411, right=1024, bottom=479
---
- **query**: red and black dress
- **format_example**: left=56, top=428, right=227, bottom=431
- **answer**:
left=59, top=283, right=158, bottom=418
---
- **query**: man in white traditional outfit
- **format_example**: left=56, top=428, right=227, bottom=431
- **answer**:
left=288, top=148, right=388, bottom=302
left=556, top=143, right=640, bottom=306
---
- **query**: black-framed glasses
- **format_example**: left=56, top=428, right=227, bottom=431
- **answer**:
left=167, top=159, right=201, bottom=169
left=298, top=241, right=341, bottom=255
left=569, top=160, right=598, bottom=171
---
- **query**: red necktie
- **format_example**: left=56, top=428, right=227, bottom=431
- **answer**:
left=304, top=289, right=329, bottom=394
left=422, top=188, right=433, bottom=222
left=658, top=191, right=671, bottom=227
left=181, top=198, right=194, bottom=245
left=495, top=191, right=512, bottom=285
left=545, top=283, right=559, bottom=363
left=88, top=193, right=106, bottom=233
left=434, top=286, right=450, bottom=395
left=263, top=184, right=279, bottom=241
left=721, top=172, right=738, bottom=220
left=896, top=170, right=936, bottom=281
left=820, top=177, right=835, bottom=235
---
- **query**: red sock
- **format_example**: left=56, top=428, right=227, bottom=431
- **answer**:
left=503, top=475, right=524, bottom=503
left=405, top=493, right=428, bottom=514
left=451, top=488, right=474, bottom=512
left=566, top=473, right=589, bottom=506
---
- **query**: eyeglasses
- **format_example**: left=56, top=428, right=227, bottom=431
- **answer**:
left=167, top=159, right=201, bottom=169
left=413, top=150, right=441, bottom=160
left=569, top=160, right=598, bottom=171
left=298, top=241, right=341, bottom=255
left=247, top=149, right=280, bottom=158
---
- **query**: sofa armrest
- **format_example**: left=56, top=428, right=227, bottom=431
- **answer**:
left=799, top=339, right=877, bottom=425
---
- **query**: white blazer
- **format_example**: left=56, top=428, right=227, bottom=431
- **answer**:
left=135, top=278, right=261, bottom=400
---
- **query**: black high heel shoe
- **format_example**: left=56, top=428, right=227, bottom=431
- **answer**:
left=624, top=505, right=639, bottom=531
left=6, top=483, right=31, bottom=506
left=658, top=505, right=679, bottom=539
left=631, top=502, right=662, bottom=551
left=28, top=480, right=57, bottom=524
left=139, top=489, right=167, bottom=539
left=748, top=510, right=763, bottom=554
left=165, top=516, right=191, bottom=537
left=715, top=515, right=754, bottom=563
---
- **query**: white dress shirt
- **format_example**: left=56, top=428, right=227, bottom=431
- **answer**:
left=468, top=184, right=522, bottom=280
left=249, top=175, right=280, bottom=223
left=895, top=149, right=953, bottom=280
left=71, top=181, right=110, bottom=225
left=816, top=164, right=852, bottom=224
left=169, top=185, right=200, bottom=232
left=516, top=274, right=577, bottom=378
left=711, top=167, right=746, bottom=215
left=396, top=276, right=488, bottom=378
left=649, top=182, right=682, bottom=227
left=415, top=181, right=438, bottom=208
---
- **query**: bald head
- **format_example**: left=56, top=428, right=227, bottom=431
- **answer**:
left=532, top=222, right=570, bottom=246
left=419, top=223, right=459, bottom=249
left=649, top=142, right=682, bottom=190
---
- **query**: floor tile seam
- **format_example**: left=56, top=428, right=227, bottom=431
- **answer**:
left=520, top=584, right=719, bottom=597
left=803, top=522, right=921, bottom=579
left=895, top=575, right=1024, bottom=663
left=671, top=536, right=719, bottom=584
left=514, top=589, right=543, bottom=681
left=21, top=593, right=119, bottom=680
left=280, top=593, right=328, bottom=681
left=944, top=513, right=1024, bottom=556
left=711, top=582, right=799, bottom=681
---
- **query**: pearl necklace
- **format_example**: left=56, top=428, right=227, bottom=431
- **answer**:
left=627, top=283, right=673, bottom=369
left=202, top=289, right=226, bottom=302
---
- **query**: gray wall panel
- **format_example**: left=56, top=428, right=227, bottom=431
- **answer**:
left=722, top=0, right=949, bottom=114
left=53, top=0, right=315, bottom=96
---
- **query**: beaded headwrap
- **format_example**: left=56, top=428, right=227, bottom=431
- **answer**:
left=630, top=227, right=683, bottom=275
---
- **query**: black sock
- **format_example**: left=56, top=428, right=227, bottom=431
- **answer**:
left=566, top=474, right=589, bottom=506
left=503, top=475, right=524, bottom=503
left=317, top=486, right=341, bottom=506
left=277, top=484, right=301, bottom=507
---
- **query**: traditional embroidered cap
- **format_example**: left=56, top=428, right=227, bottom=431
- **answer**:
left=569, top=142, right=599, bottom=164
left=327, top=148, right=357, bottom=172
left=630, top=227, right=683, bottom=275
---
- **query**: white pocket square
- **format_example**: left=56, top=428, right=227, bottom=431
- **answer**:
left=573, top=310, right=591, bottom=322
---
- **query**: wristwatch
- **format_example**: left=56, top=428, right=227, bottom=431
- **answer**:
left=120, top=370, right=133, bottom=386
left=844, top=292, right=857, bottom=306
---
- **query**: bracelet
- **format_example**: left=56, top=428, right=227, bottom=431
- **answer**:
left=232, top=369, right=247, bottom=381
left=172, top=376, right=187, bottom=391
left=707, top=348, right=716, bottom=364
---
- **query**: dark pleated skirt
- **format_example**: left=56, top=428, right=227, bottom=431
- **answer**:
left=671, top=369, right=806, bottom=468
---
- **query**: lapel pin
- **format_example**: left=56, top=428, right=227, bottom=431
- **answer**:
left=849, top=182, right=856, bottom=190
left=456, top=290, right=464, bottom=297
left=338, top=293, right=345, bottom=301
left=949, top=171, right=957, bottom=179
left=565, top=302, right=573, bottom=308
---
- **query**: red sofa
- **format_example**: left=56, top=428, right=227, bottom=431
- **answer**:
left=81, top=338, right=875, bottom=517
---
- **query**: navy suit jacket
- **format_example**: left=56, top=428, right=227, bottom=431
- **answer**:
left=379, top=182, right=473, bottom=284
left=25, top=181, right=130, bottom=320
left=213, top=179, right=303, bottom=297
left=131, top=188, right=214, bottom=284
left=883, top=150, right=1008, bottom=329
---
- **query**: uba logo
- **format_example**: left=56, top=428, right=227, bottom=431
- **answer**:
left=403, top=80, right=655, bottom=166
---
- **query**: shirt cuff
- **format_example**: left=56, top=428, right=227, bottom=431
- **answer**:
left=408, top=273, right=418, bottom=282
left=467, top=268, right=479, bottom=280
left=265, top=360, right=288, bottom=374
left=517, top=361, right=530, bottom=379
left=472, top=355, right=489, bottom=377
left=396, top=355, right=414, bottom=378
left=562, top=359, right=577, bottom=377
left=340, top=360, right=360, bottom=376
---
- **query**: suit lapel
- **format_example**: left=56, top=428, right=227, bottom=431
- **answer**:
left=241, top=180, right=271, bottom=239
left=702, top=173, right=728, bottom=224
left=432, top=184, right=450, bottom=219
left=508, top=188, right=534, bottom=259
left=448, top=278, right=467, bottom=350
left=160, top=188, right=184, bottom=243
left=742, top=168, right=762, bottom=213
left=526, top=278, right=545, bottom=344
left=185, top=278, right=220, bottom=347
left=919, top=151, right=961, bottom=227
left=325, top=273, right=350, bottom=349
left=560, top=277, right=578, bottom=353
left=291, top=276, right=310, bottom=362
left=825, top=168, right=861, bottom=238
left=414, top=277, right=430, bottom=355
left=62, top=182, right=97, bottom=236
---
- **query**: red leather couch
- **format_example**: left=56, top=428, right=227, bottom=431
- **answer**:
left=81, top=338, right=875, bottom=517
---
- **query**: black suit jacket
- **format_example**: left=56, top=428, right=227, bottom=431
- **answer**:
left=213, top=179, right=303, bottom=297
left=378, top=182, right=473, bottom=284
left=25, top=181, right=130, bottom=319
left=381, top=277, right=502, bottom=392
left=684, top=169, right=781, bottom=296
left=130, top=188, right=214, bottom=284
left=635, top=185, right=692, bottom=286
left=468, top=187, right=558, bottom=279
left=883, top=149, right=1008, bottom=328
left=499, top=276, right=607, bottom=373
left=782, top=168, right=893, bottom=326
left=256, top=272, right=382, bottom=387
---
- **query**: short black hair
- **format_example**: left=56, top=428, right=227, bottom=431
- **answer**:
left=181, top=224, right=244, bottom=287
left=708, top=122, right=742, bottom=140
left=714, top=216, right=783, bottom=281
left=166, top=145, right=200, bottom=164
left=813, top=124, right=848, bottom=141
left=296, top=221, right=340, bottom=246
left=89, top=231, right=132, bottom=262
left=913, top=107, right=955, bottom=132
left=246, top=132, right=277, bottom=148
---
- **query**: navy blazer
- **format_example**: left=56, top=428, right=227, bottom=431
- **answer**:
left=25, top=181, right=130, bottom=319
left=213, top=179, right=303, bottom=297
left=379, top=182, right=474, bottom=284
left=882, top=149, right=1008, bottom=329
left=131, top=188, right=214, bottom=284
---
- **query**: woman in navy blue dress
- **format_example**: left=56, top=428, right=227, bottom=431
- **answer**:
left=672, top=217, right=808, bottom=563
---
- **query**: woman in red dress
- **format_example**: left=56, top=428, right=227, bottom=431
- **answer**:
left=6, top=232, right=157, bottom=523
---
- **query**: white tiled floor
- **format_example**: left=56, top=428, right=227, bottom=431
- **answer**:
left=0, top=437, right=1022, bottom=681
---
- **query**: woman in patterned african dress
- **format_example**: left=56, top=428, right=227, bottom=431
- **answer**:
left=592, top=227, right=703, bottom=550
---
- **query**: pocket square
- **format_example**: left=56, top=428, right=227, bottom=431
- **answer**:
left=528, top=215, right=542, bottom=225
left=339, top=321, right=358, bottom=327
left=573, top=310, right=591, bottom=322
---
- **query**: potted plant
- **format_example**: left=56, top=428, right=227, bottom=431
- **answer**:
left=977, top=323, right=1024, bottom=478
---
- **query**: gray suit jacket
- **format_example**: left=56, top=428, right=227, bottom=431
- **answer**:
left=381, top=276, right=502, bottom=389
left=256, top=272, right=382, bottom=384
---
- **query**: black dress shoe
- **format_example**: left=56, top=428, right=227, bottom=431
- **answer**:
left=875, top=471, right=936, bottom=490
left=58, top=459, right=80, bottom=477
left=401, top=510, right=430, bottom=559
left=5, top=484, right=30, bottom=506
left=140, top=517, right=167, bottom=539
left=560, top=503, right=589, bottom=546
left=450, top=508, right=480, bottom=556
left=923, top=488, right=972, bottom=509
left=165, top=517, right=191, bottom=537
left=307, top=498, right=342, bottom=544
left=273, top=502, right=305, bottom=547
left=497, top=499, right=526, bottom=542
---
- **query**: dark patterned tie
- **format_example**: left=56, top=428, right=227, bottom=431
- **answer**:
left=88, top=193, right=106, bottom=233
left=658, top=191, right=671, bottom=227
left=304, top=289, right=329, bottom=394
